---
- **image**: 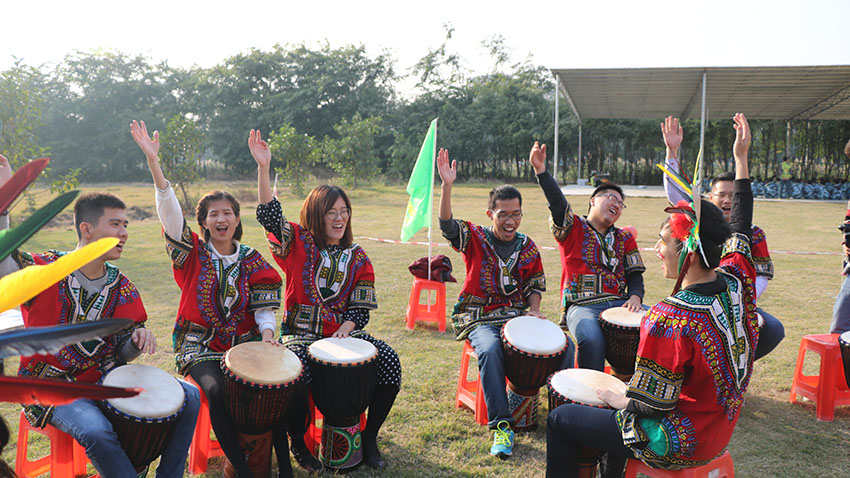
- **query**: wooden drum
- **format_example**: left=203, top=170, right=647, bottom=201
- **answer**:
left=100, top=364, right=186, bottom=474
left=598, top=307, right=645, bottom=375
left=308, top=337, right=378, bottom=471
left=501, top=316, right=567, bottom=431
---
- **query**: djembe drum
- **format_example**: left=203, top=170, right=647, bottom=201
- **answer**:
left=221, top=341, right=304, bottom=478
left=598, top=307, right=645, bottom=375
left=839, top=331, right=850, bottom=389
left=547, top=368, right=628, bottom=478
left=100, top=364, right=187, bottom=474
left=308, top=337, right=377, bottom=471
left=501, top=316, right=568, bottom=431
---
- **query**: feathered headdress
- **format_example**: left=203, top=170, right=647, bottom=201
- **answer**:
left=657, top=150, right=707, bottom=293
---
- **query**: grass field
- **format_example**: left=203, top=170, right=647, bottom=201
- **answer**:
left=2, top=180, right=849, bottom=478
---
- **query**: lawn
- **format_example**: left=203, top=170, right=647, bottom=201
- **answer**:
left=2, top=180, right=849, bottom=477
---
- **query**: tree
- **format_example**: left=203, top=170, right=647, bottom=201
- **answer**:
left=268, top=124, right=320, bottom=195
left=325, top=114, right=382, bottom=188
left=159, top=114, right=204, bottom=212
left=0, top=60, right=49, bottom=171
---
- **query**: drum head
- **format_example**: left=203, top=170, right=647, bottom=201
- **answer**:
left=548, top=369, right=627, bottom=407
left=502, top=316, right=566, bottom=355
left=599, top=307, right=645, bottom=327
left=103, top=364, right=184, bottom=418
left=224, top=341, right=303, bottom=385
left=839, top=331, right=850, bottom=347
left=309, top=337, right=377, bottom=364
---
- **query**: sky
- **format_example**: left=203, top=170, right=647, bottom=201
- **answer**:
left=3, top=0, right=850, bottom=83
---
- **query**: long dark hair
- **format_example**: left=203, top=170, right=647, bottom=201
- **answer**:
left=300, top=185, right=353, bottom=250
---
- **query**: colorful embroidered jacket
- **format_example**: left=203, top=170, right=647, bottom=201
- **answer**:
left=550, top=203, right=645, bottom=312
left=446, top=220, right=546, bottom=340
left=750, top=225, right=773, bottom=279
left=615, top=234, right=758, bottom=469
left=265, top=219, right=377, bottom=340
left=167, top=223, right=282, bottom=374
left=15, top=251, right=146, bottom=427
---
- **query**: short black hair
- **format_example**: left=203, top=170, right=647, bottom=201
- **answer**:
left=666, top=198, right=731, bottom=270
left=74, top=193, right=126, bottom=239
left=591, top=183, right=625, bottom=201
left=710, top=171, right=735, bottom=187
left=488, top=185, right=522, bottom=210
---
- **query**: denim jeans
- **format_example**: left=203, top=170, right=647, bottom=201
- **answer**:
left=51, top=379, right=200, bottom=478
left=831, top=275, right=850, bottom=334
left=755, top=307, right=785, bottom=360
left=468, top=325, right=512, bottom=429
left=565, top=299, right=649, bottom=371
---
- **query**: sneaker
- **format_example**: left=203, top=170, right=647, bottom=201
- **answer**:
left=489, top=420, right=514, bottom=459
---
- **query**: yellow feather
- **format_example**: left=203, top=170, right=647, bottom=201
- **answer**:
left=0, top=238, right=119, bottom=313
left=657, top=164, right=693, bottom=196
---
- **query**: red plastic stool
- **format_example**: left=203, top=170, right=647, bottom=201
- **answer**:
left=405, top=278, right=447, bottom=332
left=186, top=375, right=224, bottom=475
left=14, top=410, right=89, bottom=478
left=789, top=333, right=850, bottom=421
left=624, top=449, right=734, bottom=478
left=455, top=340, right=489, bottom=426
left=304, top=391, right=367, bottom=456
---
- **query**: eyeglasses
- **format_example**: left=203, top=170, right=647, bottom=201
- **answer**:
left=325, top=208, right=351, bottom=220
left=596, top=193, right=627, bottom=209
left=490, top=210, right=523, bottom=221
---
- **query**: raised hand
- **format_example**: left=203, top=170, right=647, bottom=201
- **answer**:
left=129, top=120, right=160, bottom=159
left=436, top=148, right=456, bottom=186
left=248, top=129, right=272, bottom=169
left=732, top=113, right=751, bottom=160
left=529, top=141, right=547, bottom=174
left=661, top=116, right=683, bottom=158
left=0, top=153, right=12, bottom=186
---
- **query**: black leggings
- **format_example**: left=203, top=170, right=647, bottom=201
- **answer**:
left=546, top=404, right=631, bottom=478
left=188, top=360, right=254, bottom=477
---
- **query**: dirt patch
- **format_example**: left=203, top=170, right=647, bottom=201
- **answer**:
left=126, top=206, right=152, bottom=221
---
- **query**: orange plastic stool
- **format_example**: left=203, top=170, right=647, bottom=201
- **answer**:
left=14, top=410, right=89, bottom=478
left=624, top=449, right=734, bottom=478
left=186, top=375, right=224, bottom=475
left=789, top=333, right=850, bottom=421
left=405, top=278, right=447, bottom=332
left=304, top=391, right=367, bottom=456
left=455, top=340, right=489, bottom=426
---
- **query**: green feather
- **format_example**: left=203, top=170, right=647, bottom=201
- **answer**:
left=0, top=191, right=80, bottom=261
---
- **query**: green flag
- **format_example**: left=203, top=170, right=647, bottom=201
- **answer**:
left=400, top=119, right=437, bottom=242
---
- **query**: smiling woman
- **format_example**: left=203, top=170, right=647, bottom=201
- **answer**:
left=130, top=119, right=285, bottom=476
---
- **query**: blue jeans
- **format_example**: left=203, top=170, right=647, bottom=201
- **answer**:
left=831, top=275, right=850, bottom=334
left=51, top=380, right=200, bottom=478
left=755, top=307, right=785, bottom=360
left=565, top=300, right=648, bottom=371
left=468, top=325, right=512, bottom=429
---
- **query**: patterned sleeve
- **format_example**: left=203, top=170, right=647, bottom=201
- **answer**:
left=257, top=197, right=295, bottom=261
left=625, top=304, right=689, bottom=412
left=348, top=248, right=378, bottom=310
left=164, top=219, right=197, bottom=270
left=750, top=226, right=774, bottom=279
left=622, top=229, right=646, bottom=275
left=549, top=201, right=576, bottom=242
left=719, top=233, right=756, bottom=286
left=342, top=307, right=370, bottom=330
left=441, top=218, right=470, bottom=253
left=244, top=250, right=283, bottom=311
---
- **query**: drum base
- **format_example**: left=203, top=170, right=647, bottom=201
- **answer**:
left=223, top=431, right=273, bottom=478
left=506, top=383, right=539, bottom=432
left=319, top=418, right=363, bottom=472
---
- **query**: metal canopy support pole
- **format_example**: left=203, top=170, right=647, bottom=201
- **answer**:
left=554, top=73, right=559, bottom=179
left=578, top=122, right=583, bottom=184
left=786, top=121, right=792, bottom=160
left=699, top=72, right=707, bottom=182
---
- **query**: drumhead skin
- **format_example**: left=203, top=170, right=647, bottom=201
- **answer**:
left=549, top=369, right=627, bottom=407
left=309, top=337, right=377, bottom=364
left=224, top=341, right=303, bottom=385
left=103, top=364, right=185, bottom=419
left=502, top=316, right=567, bottom=355
left=839, top=330, right=850, bottom=346
left=599, top=307, right=645, bottom=327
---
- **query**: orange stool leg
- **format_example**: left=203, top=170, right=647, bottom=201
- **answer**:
left=455, top=340, right=489, bottom=426
left=788, top=334, right=850, bottom=422
left=15, top=410, right=81, bottom=478
left=405, top=278, right=447, bottom=332
left=186, top=375, right=223, bottom=475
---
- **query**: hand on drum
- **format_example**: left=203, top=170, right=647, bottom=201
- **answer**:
left=622, top=295, right=642, bottom=313
left=332, top=320, right=356, bottom=338
left=261, top=328, right=280, bottom=345
left=526, top=310, right=548, bottom=320
left=132, top=328, right=156, bottom=354
left=596, top=387, right=629, bottom=410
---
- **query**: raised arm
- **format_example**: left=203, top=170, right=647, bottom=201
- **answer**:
left=130, top=120, right=168, bottom=190
left=130, top=120, right=183, bottom=239
left=661, top=116, right=688, bottom=205
left=249, top=130, right=274, bottom=205
left=530, top=142, right=569, bottom=226
left=437, top=148, right=455, bottom=221
left=729, top=113, right=753, bottom=238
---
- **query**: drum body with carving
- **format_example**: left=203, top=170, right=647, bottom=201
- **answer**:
left=308, top=337, right=377, bottom=471
left=839, top=331, right=850, bottom=390
left=547, top=368, right=628, bottom=476
left=100, top=364, right=186, bottom=473
left=598, top=307, right=645, bottom=375
left=501, top=316, right=567, bottom=431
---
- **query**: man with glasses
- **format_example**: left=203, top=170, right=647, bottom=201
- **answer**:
left=437, top=148, right=546, bottom=459
left=530, top=142, right=646, bottom=372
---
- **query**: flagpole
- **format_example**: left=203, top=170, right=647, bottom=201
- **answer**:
left=427, top=119, right=437, bottom=282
